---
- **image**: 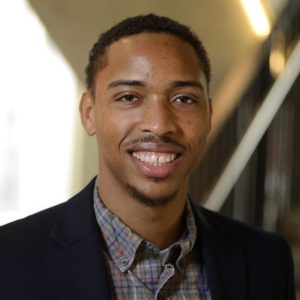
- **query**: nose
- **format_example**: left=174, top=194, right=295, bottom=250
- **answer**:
left=139, top=97, right=179, bottom=136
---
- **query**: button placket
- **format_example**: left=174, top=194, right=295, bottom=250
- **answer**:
left=154, top=263, right=175, bottom=299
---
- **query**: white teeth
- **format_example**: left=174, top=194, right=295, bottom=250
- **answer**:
left=158, top=156, right=165, bottom=163
left=132, top=152, right=177, bottom=166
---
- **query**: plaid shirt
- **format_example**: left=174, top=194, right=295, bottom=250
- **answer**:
left=94, top=181, right=211, bottom=299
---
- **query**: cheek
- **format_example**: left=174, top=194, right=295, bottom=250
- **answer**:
left=95, top=112, right=133, bottom=150
left=184, top=117, right=210, bottom=148
left=94, top=113, right=115, bottom=148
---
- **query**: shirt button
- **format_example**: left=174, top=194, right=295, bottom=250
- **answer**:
left=121, top=258, right=129, bottom=267
left=165, top=265, right=174, bottom=273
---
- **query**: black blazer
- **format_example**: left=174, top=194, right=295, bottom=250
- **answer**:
left=0, top=178, right=295, bottom=299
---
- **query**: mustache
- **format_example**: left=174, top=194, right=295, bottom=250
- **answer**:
left=123, top=134, right=187, bottom=151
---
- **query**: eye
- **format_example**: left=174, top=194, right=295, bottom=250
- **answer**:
left=118, top=94, right=139, bottom=102
left=174, top=95, right=195, bottom=104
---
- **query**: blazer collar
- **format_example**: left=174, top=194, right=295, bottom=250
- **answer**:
left=191, top=202, right=247, bottom=300
left=45, top=177, right=111, bottom=300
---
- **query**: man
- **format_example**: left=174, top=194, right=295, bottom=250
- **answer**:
left=0, top=14, right=295, bottom=299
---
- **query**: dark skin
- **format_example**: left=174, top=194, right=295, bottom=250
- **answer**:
left=80, top=33, right=212, bottom=249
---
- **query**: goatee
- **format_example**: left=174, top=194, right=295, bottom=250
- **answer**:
left=126, top=184, right=178, bottom=207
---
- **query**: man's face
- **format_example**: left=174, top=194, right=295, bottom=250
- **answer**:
left=81, top=33, right=211, bottom=205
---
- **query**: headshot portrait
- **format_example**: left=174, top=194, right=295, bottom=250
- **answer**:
left=0, top=1, right=299, bottom=299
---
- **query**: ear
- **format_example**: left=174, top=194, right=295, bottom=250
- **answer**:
left=79, top=91, right=96, bottom=136
left=208, top=97, right=213, bottom=132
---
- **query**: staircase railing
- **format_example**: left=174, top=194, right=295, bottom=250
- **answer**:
left=189, top=0, right=300, bottom=227
left=204, top=38, right=300, bottom=211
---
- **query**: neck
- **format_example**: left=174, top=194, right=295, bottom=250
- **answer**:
left=98, top=178, right=187, bottom=250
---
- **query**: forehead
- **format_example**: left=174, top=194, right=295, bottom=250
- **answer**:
left=96, top=33, right=204, bottom=83
left=109, top=33, right=198, bottom=63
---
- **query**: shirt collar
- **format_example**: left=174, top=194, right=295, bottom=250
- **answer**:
left=93, top=177, right=197, bottom=273
left=159, top=199, right=197, bottom=272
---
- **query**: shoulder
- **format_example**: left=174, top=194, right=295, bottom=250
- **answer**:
left=0, top=177, right=96, bottom=256
left=192, top=204, right=295, bottom=299
left=0, top=201, right=67, bottom=256
left=0, top=201, right=68, bottom=293
left=193, top=203, right=291, bottom=254
left=0, top=178, right=100, bottom=293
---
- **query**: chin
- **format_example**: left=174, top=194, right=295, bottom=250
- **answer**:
left=126, top=183, right=179, bottom=208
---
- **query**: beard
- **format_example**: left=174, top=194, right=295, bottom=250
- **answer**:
left=126, top=183, right=179, bottom=207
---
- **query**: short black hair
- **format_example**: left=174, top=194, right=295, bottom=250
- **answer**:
left=85, top=14, right=211, bottom=91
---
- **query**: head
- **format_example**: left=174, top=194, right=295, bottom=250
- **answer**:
left=80, top=14, right=212, bottom=208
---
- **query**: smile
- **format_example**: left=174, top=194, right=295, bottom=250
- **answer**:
left=132, top=151, right=177, bottom=166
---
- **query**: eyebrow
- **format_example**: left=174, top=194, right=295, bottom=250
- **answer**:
left=107, top=80, right=145, bottom=90
left=107, top=79, right=204, bottom=90
left=170, top=80, right=204, bottom=90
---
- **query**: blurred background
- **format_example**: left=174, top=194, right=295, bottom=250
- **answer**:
left=0, top=0, right=299, bottom=296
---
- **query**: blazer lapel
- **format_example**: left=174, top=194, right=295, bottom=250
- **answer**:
left=44, top=179, right=110, bottom=300
left=45, top=233, right=109, bottom=300
left=193, top=205, right=247, bottom=300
